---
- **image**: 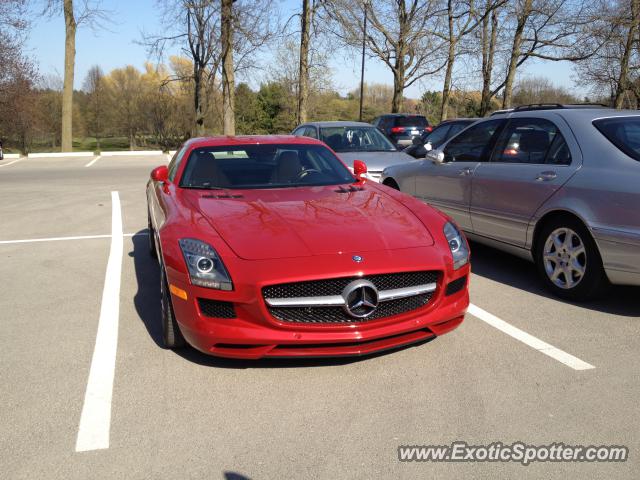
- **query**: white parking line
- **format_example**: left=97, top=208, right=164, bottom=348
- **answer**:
left=0, top=232, right=147, bottom=245
left=468, top=303, right=595, bottom=371
left=0, top=158, right=24, bottom=168
left=75, top=192, right=123, bottom=452
left=85, top=156, right=102, bottom=168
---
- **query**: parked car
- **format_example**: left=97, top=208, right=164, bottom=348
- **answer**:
left=147, top=135, right=470, bottom=358
left=292, top=121, right=416, bottom=181
left=0, top=140, right=3, bottom=160
left=372, top=114, right=432, bottom=147
left=381, top=104, right=640, bottom=301
left=403, top=119, right=477, bottom=158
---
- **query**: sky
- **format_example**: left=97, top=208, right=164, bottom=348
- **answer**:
left=25, top=0, right=580, bottom=99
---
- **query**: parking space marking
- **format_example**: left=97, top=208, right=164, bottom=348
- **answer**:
left=75, top=192, right=123, bottom=452
left=468, top=303, right=595, bottom=371
left=85, top=156, right=102, bottom=168
left=0, top=232, right=147, bottom=245
left=0, top=158, right=24, bottom=168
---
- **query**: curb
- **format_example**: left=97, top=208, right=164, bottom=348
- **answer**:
left=2, top=154, right=21, bottom=159
left=101, top=151, right=164, bottom=157
left=28, top=152, right=94, bottom=158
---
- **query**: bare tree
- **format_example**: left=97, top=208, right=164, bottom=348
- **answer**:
left=478, top=1, right=500, bottom=115
left=43, top=0, right=106, bottom=152
left=325, top=0, right=445, bottom=112
left=145, top=1, right=221, bottom=136
left=436, top=0, right=507, bottom=121
left=574, top=0, right=639, bottom=108
left=297, top=0, right=322, bottom=123
left=83, top=65, right=105, bottom=151
left=500, top=0, right=601, bottom=108
left=221, top=0, right=235, bottom=134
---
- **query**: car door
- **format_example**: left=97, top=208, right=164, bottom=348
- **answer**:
left=414, top=119, right=505, bottom=231
left=470, top=116, right=581, bottom=246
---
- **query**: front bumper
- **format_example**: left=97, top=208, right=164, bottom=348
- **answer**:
left=166, top=248, right=469, bottom=359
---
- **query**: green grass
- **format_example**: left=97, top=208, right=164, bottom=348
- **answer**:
left=3, top=136, right=174, bottom=154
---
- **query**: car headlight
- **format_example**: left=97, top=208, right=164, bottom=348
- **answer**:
left=444, top=222, right=469, bottom=269
left=179, top=238, right=233, bottom=290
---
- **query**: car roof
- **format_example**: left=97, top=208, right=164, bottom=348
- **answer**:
left=186, top=135, right=323, bottom=149
left=301, top=121, right=374, bottom=128
left=488, top=107, right=640, bottom=122
left=439, top=118, right=476, bottom=124
left=377, top=113, right=427, bottom=117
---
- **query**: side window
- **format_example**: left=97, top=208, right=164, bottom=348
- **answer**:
left=424, top=124, right=451, bottom=148
left=443, top=119, right=504, bottom=163
left=491, top=118, right=571, bottom=165
left=448, top=122, right=470, bottom=137
left=168, top=144, right=189, bottom=181
left=304, top=127, right=318, bottom=139
left=292, top=127, right=306, bottom=136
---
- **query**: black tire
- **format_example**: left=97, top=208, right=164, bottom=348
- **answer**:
left=160, top=267, right=186, bottom=349
left=383, top=178, right=400, bottom=190
left=148, top=212, right=157, bottom=259
left=534, top=216, right=607, bottom=301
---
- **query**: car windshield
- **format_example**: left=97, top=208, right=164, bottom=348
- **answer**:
left=319, top=126, right=396, bottom=152
left=593, top=117, right=640, bottom=162
left=179, top=144, right=355, bottom=189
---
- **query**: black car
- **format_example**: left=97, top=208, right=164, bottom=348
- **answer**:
left=372, top=114, right=431, bottom=147
left=403, top=118, right=477, bottom=158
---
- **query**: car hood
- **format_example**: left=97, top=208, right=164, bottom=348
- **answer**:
left=336, top=151, right=416, bottom=172
left=184, top=185, right=434, bottom=260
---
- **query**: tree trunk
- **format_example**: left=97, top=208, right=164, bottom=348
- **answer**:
left=479, top=10, right=498, bottom=116
left=502, top=0, right=531, bottom=109
left=194, top=64, right=206, bottom=136
left=391, top=56, right=405, bottom=113
left=61, top=0, right=76, bottom=152
left=297, top=0, right=312, bottom=124
left=221, top=0, right=235, bottom=135
left=614, top=0, right=639, bottom=108
left=439, top=2, right=456, bottom=121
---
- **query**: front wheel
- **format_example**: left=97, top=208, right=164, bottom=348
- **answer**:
left=160, top=267, right=185, bottom=349
left=534, top=217, right=607, bottom=301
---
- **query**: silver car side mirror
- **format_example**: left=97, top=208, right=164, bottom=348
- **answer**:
left=427, top=150, right=445, bottom=164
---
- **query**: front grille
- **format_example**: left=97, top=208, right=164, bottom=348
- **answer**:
left=197, top=298, right=236, bottom=318
left=268, top=293, right=433, bottom=324
left=263, top=271, right=439, bottom=299
left=263, top=271, right=439, bottom=324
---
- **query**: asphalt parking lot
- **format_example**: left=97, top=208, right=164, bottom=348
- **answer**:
left=1, top=153, right=639, bottom=479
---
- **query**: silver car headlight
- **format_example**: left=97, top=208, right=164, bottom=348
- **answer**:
left=444, top=222, right=469, bottom=270
left=179, top=238, right=233, bottom=290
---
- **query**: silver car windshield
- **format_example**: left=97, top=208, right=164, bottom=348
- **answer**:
left=320, top=126, right=396, bottom=153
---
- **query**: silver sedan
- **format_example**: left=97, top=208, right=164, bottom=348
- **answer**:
left=292, top=121, right=416, bottom=182
left=381, top=106, right=640, bottom=301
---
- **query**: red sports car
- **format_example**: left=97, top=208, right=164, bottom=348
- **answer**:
left=146, top=135, right=470, bottom=359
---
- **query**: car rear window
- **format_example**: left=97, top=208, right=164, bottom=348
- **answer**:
left=593, top=117, right=640, bottom=161
left=394, top=116, right=428, bottom=127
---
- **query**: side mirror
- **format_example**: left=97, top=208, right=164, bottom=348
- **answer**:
left=151, top=165, right=169, bottom=182
left=353, top=159, right=367, bottom=177
left=427, top=150, right=445, bottom=164
left=412, top=136, right=422, bottom=146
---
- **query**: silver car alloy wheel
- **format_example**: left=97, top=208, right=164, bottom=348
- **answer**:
left=542, top=227, right=587, bottom=290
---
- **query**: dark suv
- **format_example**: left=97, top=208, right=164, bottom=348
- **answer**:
left=372, top=114, right=432, bottom=147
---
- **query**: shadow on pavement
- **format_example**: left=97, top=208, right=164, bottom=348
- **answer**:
left=469, top=241, right=640, bottom=317
left=129, top=230, right=435, bottom=369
